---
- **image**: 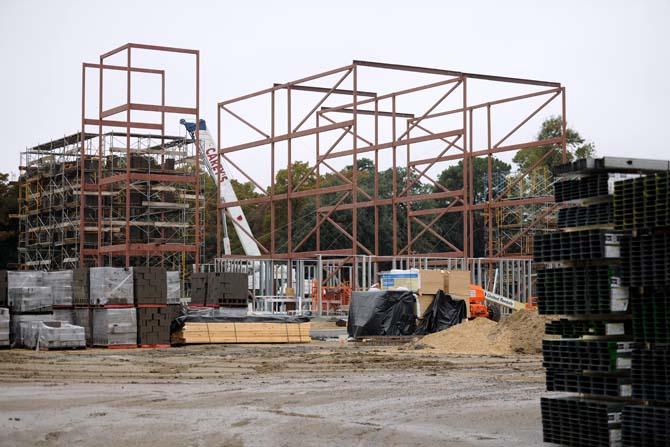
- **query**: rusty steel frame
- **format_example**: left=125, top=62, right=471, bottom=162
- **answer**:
left=81, top=43, right=202, bottom=269
left=216, top=60, right=566, bottom=261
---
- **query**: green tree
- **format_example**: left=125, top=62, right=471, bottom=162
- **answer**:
left=512, top=116, right=595, bottom=170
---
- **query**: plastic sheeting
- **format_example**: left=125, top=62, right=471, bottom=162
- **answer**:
left=7, top=271, right=53, bottom=312
left=53, top=308, right=74, bottom=324
left=10, top=313, right=54, bottom=347
left=8, top=286, right=52, bottom=312
left=347, top=290, right=417, bottom=338
left=23, top=321, right=86, bottom=350
left=414, top=291, right=467, bottom=335
left=89, top=267, right=134, bottom=305
left=0, top=308, right=9, bottom=347
left=44, top=271, right=73, bottom=306
left=92, top=308, right=137, bottom=346
left=166, top=271, right=181, bottom=304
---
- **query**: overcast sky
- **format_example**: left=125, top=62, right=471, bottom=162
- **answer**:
left=1, top=0, right=668, bottom=181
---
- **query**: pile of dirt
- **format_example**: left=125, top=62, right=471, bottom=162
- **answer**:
left=411, top=309, right=547, bottom=355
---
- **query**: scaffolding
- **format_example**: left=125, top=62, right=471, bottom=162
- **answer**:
left=16, top=43, right=204, bottom=273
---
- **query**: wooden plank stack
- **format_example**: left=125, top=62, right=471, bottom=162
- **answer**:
left=172, top=321, right=311, bottom=344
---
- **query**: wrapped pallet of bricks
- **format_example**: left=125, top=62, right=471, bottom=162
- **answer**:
left=11, top=313, right=54, bottom=347
left=7, top=271, right=52, bottom=313
left=53, top=308, right=74, bottom=324
left=23, top=321, right=86, bottom=350
left=72, top=268, right=89, bottom=306
left=207, top=272, right=248, bottom=307
left=166, top=271, right=181, bottom=304
left=133, top=267, right=167, bottom=306
left=89, top=267, right=133, bottom=306
left=189, top=272, right=208, bottom=305
left=0, top=308, right=9, bottom=347
left=137, top=305, right=181, bottom=346
left=45, top=270, right=73, bottom=307
left=92, top=308, right=137, bottom=347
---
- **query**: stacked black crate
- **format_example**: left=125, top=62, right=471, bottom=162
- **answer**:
left=537, top=162, right=638, bottom=447
left=614, top=171, right=670, bottom=446
left=133, top=267, right=179, bottom=347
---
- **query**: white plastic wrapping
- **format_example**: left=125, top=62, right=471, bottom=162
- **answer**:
left=52, top=308, right=74, bottom=324
left=0, top=308, right=9, bottom=347
left=7, top=271, right=53, bottom=312
left=44, top=270, right=73, bottom=306
left=167, top=271, right=181, bottom=304
left=8, top=287, right=53, bottom=312
left=24, top=321, right=86, bottom=350
left=89, top=267, right=134, bottom=305
left=92, top=308, right=137, bottom=346
left=10, top=313, right=54, bottom=347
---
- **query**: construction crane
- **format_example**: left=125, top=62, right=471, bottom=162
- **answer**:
left=180, top=119, right=261, bottom=256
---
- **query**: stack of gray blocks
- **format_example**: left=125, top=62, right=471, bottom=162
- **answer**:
left=92, top=308, right=137, bottom=346
left=89, top=267, right=134, bottom=306
left=7, top=271, right=52, bottom=313
left=167, top=271, right=181, bottom=304
left=23, top=321, right=85, bottom=349
left=0, top=308, right=9, bottom=347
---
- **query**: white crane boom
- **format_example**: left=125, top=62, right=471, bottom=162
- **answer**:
left=181, top=119, right=261, bottom=256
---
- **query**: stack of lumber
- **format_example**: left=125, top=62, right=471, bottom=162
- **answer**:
left=172, top=319, right=310, bottom=344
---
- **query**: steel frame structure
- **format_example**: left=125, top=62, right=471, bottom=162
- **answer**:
left=81, top=43, right=202, bottom=269
left=216, top=60, right=566, bottom=262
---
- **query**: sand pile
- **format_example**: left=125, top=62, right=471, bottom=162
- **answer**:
left=413, top=309, right=547, bottom=355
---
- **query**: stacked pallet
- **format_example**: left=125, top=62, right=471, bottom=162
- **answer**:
left=537, top=160, right=642, bottom=446
left=6, top=271, right=55, bottom=346
left=614, top=171, right=670, bottom=446
left=0, top=308, right=9, bottom=347
left=133, top=267, right=179, bottom=347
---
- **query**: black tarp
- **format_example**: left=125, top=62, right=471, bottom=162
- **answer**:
left=347, top=290, right=417, bottom=338
left=414, top=290, right=467, bottom=335
left=171, top=313, right=309, bottom=333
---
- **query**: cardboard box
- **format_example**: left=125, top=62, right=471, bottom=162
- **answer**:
left=418, top=269, right=444, bottom=295
left=416, top=294, right=435, bottom=318
left=444, top=270, right=471, bottom=296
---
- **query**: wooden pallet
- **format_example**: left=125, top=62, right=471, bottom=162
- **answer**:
left=172, top=322, right=311, bottom=344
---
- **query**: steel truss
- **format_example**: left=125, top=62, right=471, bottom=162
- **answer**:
left=216, top=60, right=566, bottom=262
left=81, top=43, right=203, bottom=270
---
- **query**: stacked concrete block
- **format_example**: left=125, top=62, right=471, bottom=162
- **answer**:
left=53, top=308, right=74, bottom=324
left=0, top=308, right=9, bottom=347
left=45, top=270, right=73, bottom=307
left=92, top=308, right=137, bottom=347
left=136, top=305, right=180, bottom=346
left=23, top=321, right=86, bottom=350
left=10, top=313, right=54, bottom=347
left=7, top=271, right=52, bottom=313
left=166, top=271, right=181, bottom=304
left=89, top=267, right=133, bottom=306
left=0, top=271, right=7, bottom=307
left=72, top=268, right=90, bottom=306
left=206, top=272, right=248, bottom=307
left=133, top=267, right=167, bottom=305
left=190, top=272, right=208, bottom=305
left=72, top=308, right=92, bottom=346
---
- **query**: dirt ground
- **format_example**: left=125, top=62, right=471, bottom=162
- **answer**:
left=0, top=342, right=548, bottom=447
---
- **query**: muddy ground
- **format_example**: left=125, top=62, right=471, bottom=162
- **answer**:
left=0, top=342, right=548, bottom=446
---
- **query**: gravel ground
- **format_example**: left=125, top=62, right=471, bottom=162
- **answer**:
left=0, top=342, right=549, bottom=446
